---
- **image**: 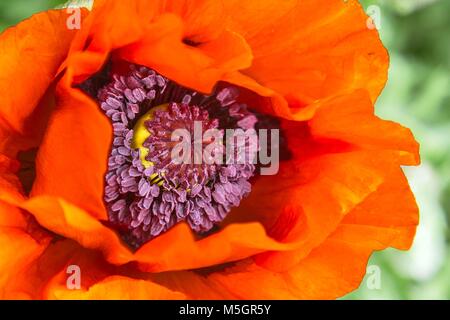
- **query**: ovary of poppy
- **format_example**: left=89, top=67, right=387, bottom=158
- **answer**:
left=0, top=0, right=419, bottom=300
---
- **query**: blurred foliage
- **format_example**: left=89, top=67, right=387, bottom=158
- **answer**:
left=0, top=0, right=448, bottom=299
left=0, top=0, right=64, bottom=31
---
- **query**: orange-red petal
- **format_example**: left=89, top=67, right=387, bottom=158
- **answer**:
left=30, top=74, right=111, bottom=220
left=47, top=276, right=186, bottom=300
left=65, top=0, right=252, bottom=95
left=116, top=14, right=253, bottom=94
left=308, top=90, right=420, bottom=166
left=340, top=168, right=419, bottom=250
left=0, top=154, right=25, bottom=205
left=224, top=0, right=389, bottom=119
left=226, top=90, right=419, bottom=272
left=0, top=10, right=82, bottom=157
left=36, top=242, right=186, bottom=300
left=201, top=168, right=418, bottom=299
left=19, top=194, right=294, bottom=272
left=0, top=227, right=48, bottom=299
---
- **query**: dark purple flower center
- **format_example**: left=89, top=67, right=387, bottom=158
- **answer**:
left=141, top=103, right=222, bottom=189
left=97, top=64, right=259, bottom=248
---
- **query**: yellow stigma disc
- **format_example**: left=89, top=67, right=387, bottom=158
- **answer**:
left=132, top=104, right=169, bottom=185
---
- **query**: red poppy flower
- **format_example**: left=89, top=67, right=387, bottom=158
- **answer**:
left=0, top=0, right=419, bottom=299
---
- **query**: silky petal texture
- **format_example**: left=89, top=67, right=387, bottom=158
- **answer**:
left=133, top=221, right=293, bottom=272
left=307, top=90, right=420, bottom=166
left=39, top=247, right=186, bottom=300
left=64, top=0, right=252, bottom=95
left=18, top=195, right=295, bottom=272
left=117, top=14, right=253, bottom=94
left=0, top=154, right=25, bottom=205
left=48, top=276, right=186, bottom=300
left=223, top=0, right=389, bottom=119
left=0, top=156, right=52, bottom=299
left=153, top=168, right=417, bottom=300
left=0, top=239, right=74, bottom=299
left=225, top=90, right=419, bottom=272
left=0, top=159, right=51, bottom=299
left=0, top=10, right=81, bottom=157
left=340, top=168, right=419, bottom=250
left=250, top=157, right=414, bottom=273
left=232, top=149, right=394, bottom=272
left=0, top=200, right=25, bottom=229
left=210, top=169, right=418, bottom=300
left=0, top=228, right=48, bottom=299
left=30, top=74, right=111, bottom=220
left=69, top=0, right=387, bottom=121
left=20, top=196, right=131, bottom=265
left=61, top=0, right=147, bottom=84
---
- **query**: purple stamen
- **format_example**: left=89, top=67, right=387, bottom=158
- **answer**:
left=97, top=64, right=258, bottom=249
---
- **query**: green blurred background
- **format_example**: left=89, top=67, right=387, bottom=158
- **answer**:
left=0, top=0, right=449, bottom=300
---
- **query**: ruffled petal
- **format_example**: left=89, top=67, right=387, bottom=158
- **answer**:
left=226, top=90, right=419, bottom=271
left=91, top=0, right=388, bottom=121
left=62, top=0, right=147, bottom=84
left=340, top=167, right=419, bottom=250
left=134, top=221, right=292, bottom=272
left=0, top=160, right=51, bottom=298
left=21, top=196, right=132, bottom=266
left=36, top=243, right=186, bottom=300
left=197, top=169, right=419, bottom=299
left=0, top=10, right=82, bottom=157
left=224, top=0, right=389, bottom=119
left=308, top=90, right=420, bottom=166
left=47, top=276, right=186, bottom=300
left=0, top=154, right=25, bottom=205
left=117, top=14, right=252, bottom=94
left=30, top=75, right=112, bottom=220
left=205, top=241, right=373, bottom=300
left=1, top=237, right=178, bottom=300
left=20, top=195, right=294, bottom=272
left=231, top=149, right=393, bottom=272
left=1, top=240, right=78, bottom=299
left=152, top=271, right=237, bottom=299
left=0, top=227, right=49, bottom=299
left=65, top=0, right=252, bottom=95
